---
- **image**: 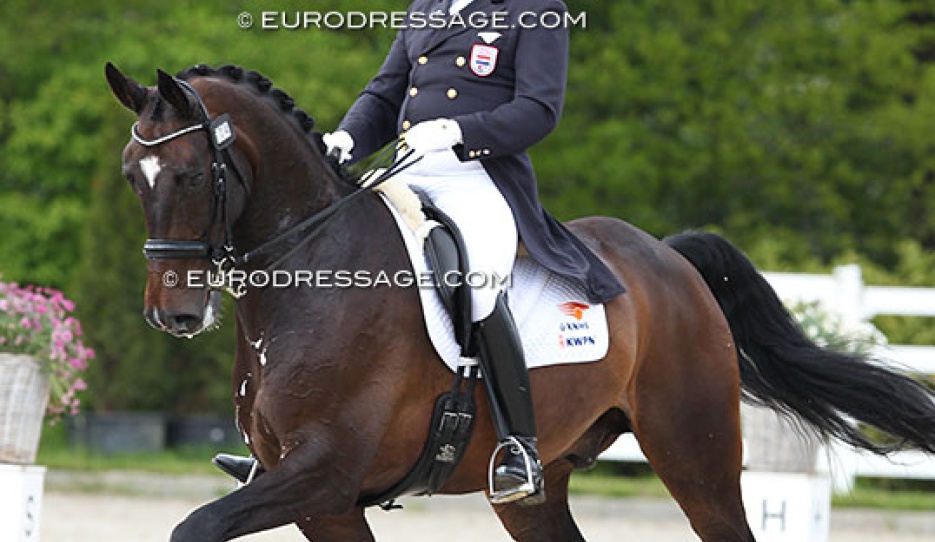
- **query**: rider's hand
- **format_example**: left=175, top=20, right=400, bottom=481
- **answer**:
left=402, top=119, right=463, bottom=157
left=322, top=130, right=354, bottom=164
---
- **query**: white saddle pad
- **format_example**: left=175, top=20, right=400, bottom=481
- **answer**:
left=381, top=194, right=609, bottom=371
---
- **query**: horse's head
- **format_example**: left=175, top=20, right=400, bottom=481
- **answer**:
left=105, top=63, right=253, bottom=337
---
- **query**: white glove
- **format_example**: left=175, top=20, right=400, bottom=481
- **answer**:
left=403, top=119, right=463, bottom=157
left=322, top=130, right=354, bottom=164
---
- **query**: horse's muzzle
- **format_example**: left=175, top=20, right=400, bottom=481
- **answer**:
left=146, top=306, right=204, bottom=337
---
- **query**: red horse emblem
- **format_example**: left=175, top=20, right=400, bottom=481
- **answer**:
left=558, top=301, right=590, bottom=321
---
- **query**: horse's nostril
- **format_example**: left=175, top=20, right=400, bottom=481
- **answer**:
left=144, top=308, right=165, bottom=331
left=164, top=312, right=203, bottom=336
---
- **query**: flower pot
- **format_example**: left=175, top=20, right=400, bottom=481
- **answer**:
left=0, top=354, right=51, bottom=464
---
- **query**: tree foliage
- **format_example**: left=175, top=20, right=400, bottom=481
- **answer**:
left=2, top=0, right=934, bottom=411
left=543, top=0, right=935, bottom=268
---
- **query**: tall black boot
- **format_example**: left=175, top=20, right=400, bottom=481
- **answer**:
left=475, top=292, right=545, bottom=505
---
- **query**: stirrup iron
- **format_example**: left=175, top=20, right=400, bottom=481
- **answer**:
left=243, top=458, right=261, bottom=485
left=488, top=436, right=537, bottom=504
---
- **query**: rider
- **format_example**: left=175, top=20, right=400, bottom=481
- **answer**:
left=216, top=0, right=624, bottom=505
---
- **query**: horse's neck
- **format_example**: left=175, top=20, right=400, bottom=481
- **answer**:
left=235, top=136, right=350, bottom=253
left=234, top=189, right=407, bottom=344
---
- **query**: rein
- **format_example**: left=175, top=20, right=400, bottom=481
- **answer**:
left=236, top=144, right=416, bottom=273
left=135, top=77, right=418, bottom=297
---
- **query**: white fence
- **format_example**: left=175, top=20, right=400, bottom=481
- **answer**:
left=599, top=264, right=935, bottom=493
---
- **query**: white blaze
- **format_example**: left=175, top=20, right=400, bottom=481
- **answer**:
left=139, top=155, right=162, bottom=189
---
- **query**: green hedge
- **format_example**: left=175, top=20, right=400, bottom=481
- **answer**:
left=2, top=0, right=935, bottom=411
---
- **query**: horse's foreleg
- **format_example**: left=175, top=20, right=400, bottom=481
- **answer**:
left=296, top=508, right=375, bottom=542
left=169, top=428, right=372, bottom=542
left=492, top=460, right=587, bottom=542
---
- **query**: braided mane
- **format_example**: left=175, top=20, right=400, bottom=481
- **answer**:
left=177, top=63, right=351, bottom=180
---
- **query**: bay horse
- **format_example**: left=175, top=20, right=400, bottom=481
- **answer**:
left=105, top=63, right=935, bottom=542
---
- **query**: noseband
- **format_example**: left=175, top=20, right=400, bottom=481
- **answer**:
left=133, top=78, right=248, bottom=272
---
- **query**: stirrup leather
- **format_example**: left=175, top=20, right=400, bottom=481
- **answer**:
left=488, top=436, right=537, bottom=504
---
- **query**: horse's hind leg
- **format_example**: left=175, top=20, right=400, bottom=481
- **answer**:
left=632, top=343, right=754, bottom=541
left=296, top=508, right=375, bottom=542
left=492, top=460, right=587, bottom=541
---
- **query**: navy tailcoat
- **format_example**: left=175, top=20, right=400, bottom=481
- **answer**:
left=339, top=0, right=625, bottom=303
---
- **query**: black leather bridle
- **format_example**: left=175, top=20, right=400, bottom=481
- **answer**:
left=132, top=78, right=249, bottom=275
left=130, top=77, right=416, bottom=298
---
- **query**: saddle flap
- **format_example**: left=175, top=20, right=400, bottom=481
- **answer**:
left=420, top=197, right=474, bottom=356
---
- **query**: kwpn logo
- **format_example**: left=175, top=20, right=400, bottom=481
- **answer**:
left=558, top=301, right=590, bottom=321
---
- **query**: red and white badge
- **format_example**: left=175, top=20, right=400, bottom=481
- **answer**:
left=470, top=43, right=499, bottom=77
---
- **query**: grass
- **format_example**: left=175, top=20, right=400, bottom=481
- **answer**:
left=569, top=463, right=671, bottom=499
left=37, top=422, right=935, bottom=511
left=569, top=463, right=935, bottom=511
left=38, top=444, right=228, bottom=475
left=834, top=479, right=935, bottom=511
left=36, top=419, right=246, bottom=476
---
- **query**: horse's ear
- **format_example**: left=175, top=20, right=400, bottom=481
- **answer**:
left=105, top=62, right=146, bottom=114
left=156, top=69, right=196, bottom=119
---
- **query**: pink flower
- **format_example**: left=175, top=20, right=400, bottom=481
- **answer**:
left=2, top=279, right=89, bottom=421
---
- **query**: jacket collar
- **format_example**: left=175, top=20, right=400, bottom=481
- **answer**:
left=413, top=0, right=496, bottom=55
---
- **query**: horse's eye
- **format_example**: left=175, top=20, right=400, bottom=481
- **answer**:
left=178, top=171, right=206, bottom=189
left=190, top=172, right=205, bottom=188
left=125, top=172, right=136, bottom=185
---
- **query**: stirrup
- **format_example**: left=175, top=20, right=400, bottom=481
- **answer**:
left=243, top=458, right=261, bottom=485
left=487, top=436, right=538, bottom=504
left=212, top=453, right=263, bottom=485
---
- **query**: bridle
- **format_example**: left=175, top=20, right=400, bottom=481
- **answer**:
left=132, top=77, right=415, bottom=298
left=132, top=78, right=248, bottom=274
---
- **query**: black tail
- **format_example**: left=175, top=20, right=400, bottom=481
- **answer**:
left=665, top=231, right=935, bottom=454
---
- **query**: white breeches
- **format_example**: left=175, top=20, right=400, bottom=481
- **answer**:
left=395, top=149, right=517, bottom=322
